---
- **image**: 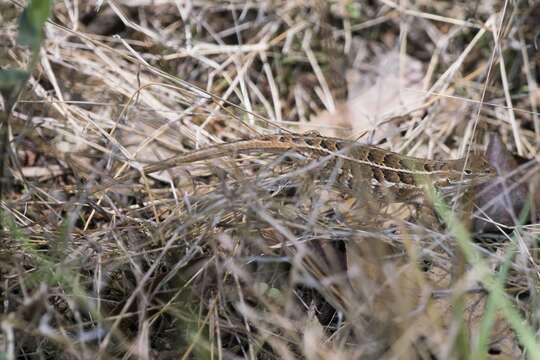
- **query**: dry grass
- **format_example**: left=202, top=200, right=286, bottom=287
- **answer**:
left=1, top=0, right=540, bottom=359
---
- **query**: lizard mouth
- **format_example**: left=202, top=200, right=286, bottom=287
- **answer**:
left=445, top=173, right=494, bottom=187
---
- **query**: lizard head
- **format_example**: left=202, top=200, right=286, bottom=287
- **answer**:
left=443, top=154, right=496, bottom=187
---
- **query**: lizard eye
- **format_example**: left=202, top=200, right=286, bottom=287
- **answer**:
left=464, top=169, right=472, bottom=175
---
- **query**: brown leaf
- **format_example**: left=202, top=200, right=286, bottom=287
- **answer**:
left=474, top=133, right=540, bottom=232
left=307, top=48, right=424, bottom=139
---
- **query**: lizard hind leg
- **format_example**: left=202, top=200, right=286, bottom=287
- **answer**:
left=344, top=163, right=387, bottom=223
left=415, top=201, right=443, bottom=231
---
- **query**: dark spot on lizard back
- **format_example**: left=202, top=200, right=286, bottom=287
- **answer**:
left=399, top=173, right=415, bottom=185
left=321, top=139, right=337, bottom=151
left=355, top=147, right=370, bottom=161
left=304, top=137, right=321, bottom=146
left=382, top=153, right=401, bottom=169
left=367, top=149, right=385, bottom=164
left=372, top=167, right=385, bottom=182
left=303, top=130, right=322, bottom=137
left=382, top=169, right=400, bottom=183
left=258, top=135, right=274, bottom=141
left=277, top=134, right=293, bottom=143
left=396, top=159, right=416, bottom=184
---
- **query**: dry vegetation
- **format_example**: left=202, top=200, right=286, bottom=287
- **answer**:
left=1, top=0, right=540, bottom=359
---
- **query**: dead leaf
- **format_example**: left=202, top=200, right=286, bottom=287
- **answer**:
left=309, top=46, right=424, bottom=140
left=474, top=133, right=540, bottom=232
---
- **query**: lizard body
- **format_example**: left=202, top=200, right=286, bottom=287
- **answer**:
left=100, top=132, right=495, bottom=196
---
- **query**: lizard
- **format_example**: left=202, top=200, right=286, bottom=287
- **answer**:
left=82, top=131, right=496, bottom=320
left=79, top=131, right=496, bottom=315
left=92, top=131, right=496, bottom=202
